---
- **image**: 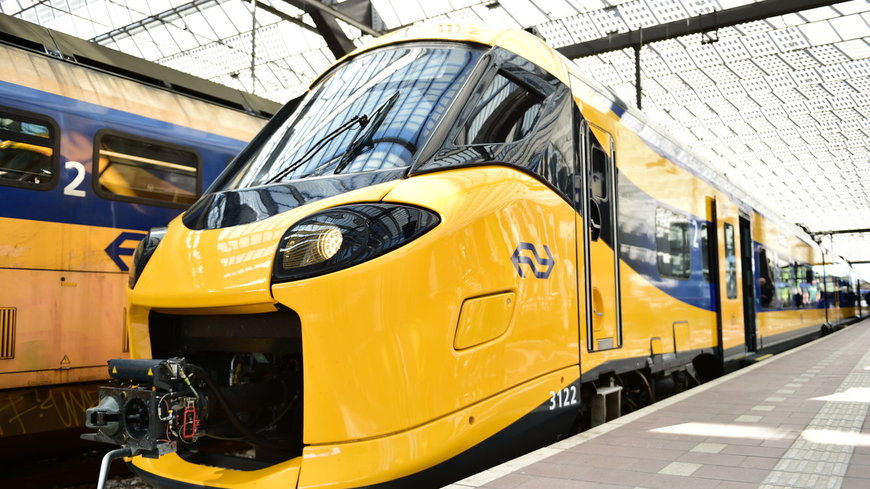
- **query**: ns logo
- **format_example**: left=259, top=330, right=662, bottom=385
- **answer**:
left=104, top=231, right=147, bottom=271
left=511, top=242, right=554, bottom=279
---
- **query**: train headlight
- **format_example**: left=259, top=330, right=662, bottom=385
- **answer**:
left=281, top=223, right=344, bottom=268
left=129, top=227, right=167, bottom=289
left=273, top=203, right=439, bottom=282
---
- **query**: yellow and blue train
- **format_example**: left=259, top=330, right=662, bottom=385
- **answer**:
left=0, top=12, right=276, bottom=450
left=83, top=23, right=866, bottom=489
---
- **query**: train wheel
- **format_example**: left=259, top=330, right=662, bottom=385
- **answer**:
left=619, top=370, right=653, bottom=413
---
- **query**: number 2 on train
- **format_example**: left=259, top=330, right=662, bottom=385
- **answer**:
left=64, top=160, right=86, bottom=197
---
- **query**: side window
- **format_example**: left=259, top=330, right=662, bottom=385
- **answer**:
left=590, top=141, right=607, bottom=200
left=776, top=258, right=793, bottom=307
left=758, top=247, right=777, bottom=309
left=0, top=109, right=57, bottom=189
left=700, top=222, right=710, bottom=282
left=95, top=132, right=199, bottom=207
left=794, top=264, right=807, bottom=307
left=724, top=223, right=738, bottom=299
left=656, top=207, right=691, bottom=279
left=457, top=72, right=543, bottom=146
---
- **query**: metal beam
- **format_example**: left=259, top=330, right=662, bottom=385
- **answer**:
left=283, top=0, right=381, bottom=58
left=287, top=0, right=380, bottom=37
left=816, top=228, right=870, bottom=236
left=307, top=5, right=356, bottom=58
left=333, top=0, right=377, bottom=29
left=257, top=2, right=320, bottom=35
left=557, top=0, right=851, bottom=59
left=633, top=43, right=641, bottom=109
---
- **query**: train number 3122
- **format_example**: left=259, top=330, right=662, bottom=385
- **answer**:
left=548, top=385, right=578, bottom=410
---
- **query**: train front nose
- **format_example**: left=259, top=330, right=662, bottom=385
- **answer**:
left=82, top=178, right=411, bottom=487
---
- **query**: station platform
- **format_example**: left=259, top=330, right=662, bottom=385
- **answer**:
left=447, top=318, right=870, bottom=489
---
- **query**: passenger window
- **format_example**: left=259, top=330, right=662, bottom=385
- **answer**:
left=723, top=223, right=737, bottom=299
left=655, top=207, right=691, bottom=279
left=700, top=222, right=710, bottom=282
left=96, top=133, right=199, bottom=206
left=457, top=72, right=543, bottom=146
left=794, top=264, right=807, bottom=307
left=0, top=109, right=56, bottom=189
left=776, top=258, right=796, bottom=308
left=757, top=247, right=777, bottom=309
left=776, top=259, right=789, bottom=306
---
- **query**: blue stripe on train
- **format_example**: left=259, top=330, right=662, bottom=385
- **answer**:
left=616, top=170, right=830, bottom=313
left=616, top=170, right=716, bottom=312
left=0, top=79, right=249, bottom=231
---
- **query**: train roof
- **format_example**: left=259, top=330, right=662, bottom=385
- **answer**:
left=332, top=22, right=825, bottom=256
left=0, top=13, right=280, bottom=118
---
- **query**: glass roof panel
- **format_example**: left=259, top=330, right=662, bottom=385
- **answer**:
left=1, top=0, right=867, bottom=273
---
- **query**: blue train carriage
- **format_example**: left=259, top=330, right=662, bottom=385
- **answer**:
left=80, top=23, right=865, bottom=489
left=0, top=13, right=278, bottom=440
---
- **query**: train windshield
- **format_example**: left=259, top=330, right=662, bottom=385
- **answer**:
left=223, top=44, right=484, bottom=189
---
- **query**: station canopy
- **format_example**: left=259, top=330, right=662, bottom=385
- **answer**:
left=2, top=0, right=868, bottom=277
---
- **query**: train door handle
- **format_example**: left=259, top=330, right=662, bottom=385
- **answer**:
left=593, top=309, right=604, bottom=317
left=589, top=200, right=601, bottom=241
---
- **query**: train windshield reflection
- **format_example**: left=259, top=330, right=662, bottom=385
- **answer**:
left=223, top=43, right=484, bottom=189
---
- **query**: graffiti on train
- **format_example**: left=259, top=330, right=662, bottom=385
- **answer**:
left=0, top=384, right=99, bottom=436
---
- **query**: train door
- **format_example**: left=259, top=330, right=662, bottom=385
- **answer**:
left=710, top=199, right=746, bottom=361
left=580, top=123, right=621, bottom=352
left=739, top=215, right=757, bottom=351
left=706, top=198, right=724, bottom=358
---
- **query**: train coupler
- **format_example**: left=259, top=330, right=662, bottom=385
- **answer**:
left=82, top=357, right=204, bottom=459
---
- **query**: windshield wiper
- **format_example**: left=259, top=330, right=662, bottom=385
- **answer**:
left=333, top=92, right=400, bottom=175
left=262, top=114, right=368, bottom=185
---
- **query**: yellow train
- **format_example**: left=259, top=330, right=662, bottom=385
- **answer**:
left=83, top=24, right=866, bottom=489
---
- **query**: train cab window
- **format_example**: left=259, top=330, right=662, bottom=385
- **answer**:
left=456, top=72, right=543, bottom=146
left=655, top=207, right=691, bottom=279
left=224, top=44, right=483, bottom=188
left=724, top=223, right=738, bottom=299
left=96, top=132, right=199, bottom=207
left=0, top=109, right=57, bottom=189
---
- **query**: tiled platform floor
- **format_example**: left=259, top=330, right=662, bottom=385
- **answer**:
left=448, top=318, right=870, bottom=489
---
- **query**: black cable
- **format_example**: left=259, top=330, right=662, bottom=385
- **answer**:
left=187, top=364, right=295, bottom=452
